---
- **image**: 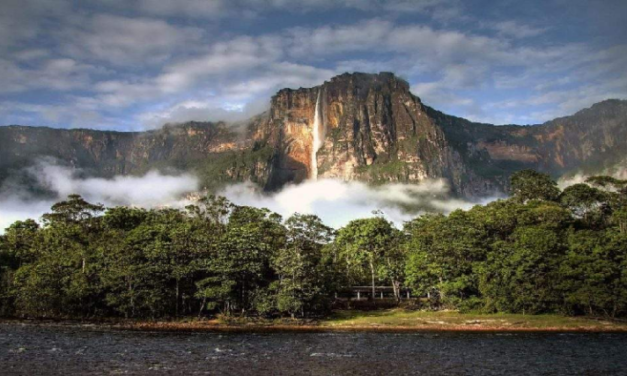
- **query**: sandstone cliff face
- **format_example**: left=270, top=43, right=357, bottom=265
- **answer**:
left=1, top=72, right=626, bottom=198
left=257, top=72, right=502, bottom=196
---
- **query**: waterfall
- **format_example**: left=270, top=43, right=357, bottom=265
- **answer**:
left=311, top=89, right=322, bottom=180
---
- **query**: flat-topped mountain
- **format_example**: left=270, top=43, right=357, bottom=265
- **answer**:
left=1, top=72, right=626, bottom=197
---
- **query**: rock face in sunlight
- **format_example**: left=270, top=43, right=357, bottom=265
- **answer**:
left=1, top=72, right=627, bottom=198
left=258, top=72, right=483, bottom=196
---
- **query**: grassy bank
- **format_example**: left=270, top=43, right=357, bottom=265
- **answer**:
left=7, top=309, right=625, bottom=333
left=319, top=309, right=627, bottom=332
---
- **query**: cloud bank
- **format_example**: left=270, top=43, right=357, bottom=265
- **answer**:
left=0, top=160, right=488, bottom=232
left=0, top=160, right=199, bottom=231
left=557, top=167, right=627, bottom=190
left=218, top=179, right=484, bottom=228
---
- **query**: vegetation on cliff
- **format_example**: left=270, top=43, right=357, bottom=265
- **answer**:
left=1, top=170, right=627, bottom=320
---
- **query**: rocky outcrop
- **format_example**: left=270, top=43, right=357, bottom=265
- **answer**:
left=258, top=72, right=494, bottom=196
left=1, top=72, right=626, bottom=198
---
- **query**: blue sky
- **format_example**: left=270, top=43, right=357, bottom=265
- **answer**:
left=0, top=0, right=625, bottom=131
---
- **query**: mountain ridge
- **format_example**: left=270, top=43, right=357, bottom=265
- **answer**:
left=1, top=72, right=626, bottom=198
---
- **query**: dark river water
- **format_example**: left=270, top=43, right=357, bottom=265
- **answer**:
left=1, top=323, right=627, bottom=375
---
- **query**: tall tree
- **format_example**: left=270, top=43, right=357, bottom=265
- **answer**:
left=510, top=170, right=561, bottom=203
left=335, top=217, right=397, bottom=301
left=197, top=206, right=285, bottom=315
left=272, top=214, right=334, bottom=317
left=405, top=211, right=485, bottom=308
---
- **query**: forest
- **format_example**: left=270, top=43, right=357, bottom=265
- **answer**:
left=1, top=170, right=626, bottom=320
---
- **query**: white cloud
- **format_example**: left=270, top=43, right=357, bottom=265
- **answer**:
left=0, top=198, right=56, bottom=234
left=13, top=49, right=50, bottom=61
left=219, top=178, right=479, bottom=228
left=287, top=19, right=391, bottom=57
left=222, top=62, right=337, bottom=98
left=136, top=61, right=335, bottom=127
left=89, top=35, right=285, bottom=108
left=33, top=163, right=199, bottom=207
left=0, top=100, right=122, bottom=129
left=412, top=83, right=475, bottom=107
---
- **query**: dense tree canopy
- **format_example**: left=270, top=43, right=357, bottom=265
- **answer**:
left=510, top=169, right=561, bottom=203
left=1, top=171, right=627, bottom=319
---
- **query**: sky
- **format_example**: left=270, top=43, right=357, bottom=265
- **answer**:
left=0, top=0, right=626, bottom=131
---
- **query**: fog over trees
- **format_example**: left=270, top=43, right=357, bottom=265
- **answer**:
left=1, top=170, right=627, bottom=319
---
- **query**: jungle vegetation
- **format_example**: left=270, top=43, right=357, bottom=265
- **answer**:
left=1, top=170, right=626, bottom=320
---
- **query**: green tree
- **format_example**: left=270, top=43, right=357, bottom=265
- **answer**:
left=560, top=183, right=608, bottom=226
left=2, top=219, right=40, bottom=265
left=42, top=194, right=104, bottom=225
left=480, top=226, right=564, bottom=314
left=43, top=194, right=104, bottom=274
left=10, top=196, right=107, bottom=317
left=196, top=206, right=285, bottom=315
left=510, top=169, right=561, bottom=203
left=335, top=217, right=398, bottom=302
left=101, top=222, right=159, bottom=317
left=272, top=214, right=334, bottom=317
left=405, top=210, right=486, bottom=309
left=558, top=229, right=627, bottom=317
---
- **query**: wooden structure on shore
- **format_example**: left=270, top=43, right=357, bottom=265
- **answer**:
left=348, top=286, right=411, bottom=300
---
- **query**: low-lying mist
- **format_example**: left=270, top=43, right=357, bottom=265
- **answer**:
left=0, top=159, right=199, bottom=231
left=219, top=179, right=484, bottom=228
left=558, top=169, right=627, bottom=189
left=0, top=159, right=488, bottom=232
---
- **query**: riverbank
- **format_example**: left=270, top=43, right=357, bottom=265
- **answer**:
left=3, top=309, right=627, bottom=333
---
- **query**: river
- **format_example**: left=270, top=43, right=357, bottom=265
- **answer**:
left=1, top=323, right=626, bottom=375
